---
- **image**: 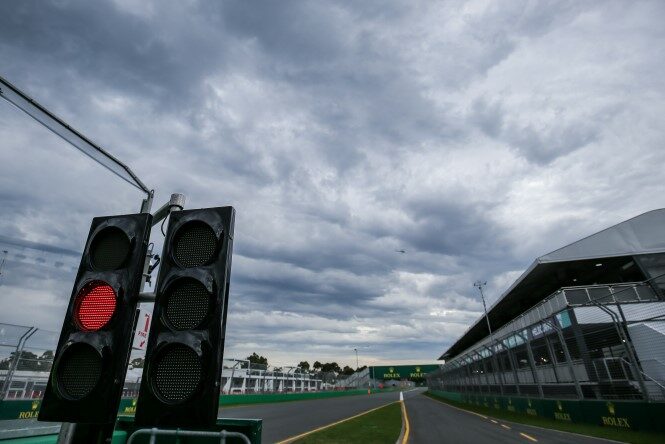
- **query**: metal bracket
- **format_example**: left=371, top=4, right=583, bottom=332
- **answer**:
left=139, top=292, right=156, bottom=303
left=141, top=190, right=155, bottom=214
left=151, top=193, right=186, bottom=227
left=139, top=193, right=186, bottom=292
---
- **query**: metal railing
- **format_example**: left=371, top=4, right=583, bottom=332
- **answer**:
left=1, top=330, right=328, bottom=401
left=0, top=324, right=58, bottom=400
left=127, top=428, right=250, bottom=444
left=220, top=359, right=323, bottom=394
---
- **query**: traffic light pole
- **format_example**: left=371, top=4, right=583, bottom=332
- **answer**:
left=149, top=193, right=185, bottom=226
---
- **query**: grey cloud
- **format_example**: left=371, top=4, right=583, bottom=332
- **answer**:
left=471, top=98, right=605, bottom=164
left=0, top=0, right=231, bottom=109
left=1, top=0, right=664, bottom=367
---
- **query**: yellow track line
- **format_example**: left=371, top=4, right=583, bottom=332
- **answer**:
left=520, top=432, right=538, bottom=442
left=275, top=401, right=398, bottom=444
left=400, top=400, right=410, bottom=444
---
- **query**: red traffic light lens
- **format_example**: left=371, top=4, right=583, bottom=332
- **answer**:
left=74, top=281, right=117, bottom=331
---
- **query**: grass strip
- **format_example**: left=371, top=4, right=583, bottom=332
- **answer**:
left=424, top=392, right=665, bottom=444
left=294, top=402, right=402, bottom=444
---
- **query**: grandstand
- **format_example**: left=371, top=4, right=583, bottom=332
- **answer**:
left=429, top=209, right=665, bottom=402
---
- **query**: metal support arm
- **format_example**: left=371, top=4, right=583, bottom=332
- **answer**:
left=0, top=75, right=152, bottom=212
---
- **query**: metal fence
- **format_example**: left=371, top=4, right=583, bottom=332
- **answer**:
left=0, top=326, right=327, bottom=400
left=0, top=324, right=58, bottom=400
left=428, top=280, right=665, bottom=402
left=335, top=367, right=370, bottom=389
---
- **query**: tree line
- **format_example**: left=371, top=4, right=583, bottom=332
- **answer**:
left=246, top=353, right=366, bottom=376
left=0, top=350, right=366, bottom=377
left=0, top=350, right=54, bottom=371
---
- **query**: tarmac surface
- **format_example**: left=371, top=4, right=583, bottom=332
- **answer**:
left=222, top=388, right=620, bottom=443
left=405, top=391, right=616, bottom=444
left=219, top=388, right=409, bottom=443
left=0, top=390, right=623, bottom=443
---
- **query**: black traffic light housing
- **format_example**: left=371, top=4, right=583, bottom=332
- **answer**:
left=135, top=206, right=235, bottom=428
left=39, top=213, right=152, bottom=424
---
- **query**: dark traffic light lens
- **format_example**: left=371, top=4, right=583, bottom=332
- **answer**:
left=153, top=344, right=202, bottom=403
left=56, top=343, right=102, bottom=400
left=164, top=278, right=211, bottom=330
left=90, top=226, right=130, bottom=271
left=173, top=221, right=217, bottom=268
left=74, top=281, right=117, bottom=331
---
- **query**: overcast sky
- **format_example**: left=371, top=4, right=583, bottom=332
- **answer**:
left=1, top=0, right=664, bottom=368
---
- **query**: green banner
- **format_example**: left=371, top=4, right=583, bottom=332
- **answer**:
left=370, top=364, right=439, bottom=380
left=0, top=398, right=137, bottom=421
left=428, top=390, right=665, bottom=434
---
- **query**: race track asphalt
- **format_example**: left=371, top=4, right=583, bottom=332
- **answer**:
left=219, top=389, right=412, bottom=443
left=0, top=390, right=623, bottom=444
left=405, top=393, right=616, bottom=444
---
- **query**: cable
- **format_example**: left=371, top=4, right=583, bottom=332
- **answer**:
left=161, top=215, right=168, bottom=237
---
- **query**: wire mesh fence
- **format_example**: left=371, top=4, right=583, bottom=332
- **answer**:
left=428, top=279, right=665, bottom=402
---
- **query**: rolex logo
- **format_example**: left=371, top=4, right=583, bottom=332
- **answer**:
left=31, top=401, right=39, bottom=411
left=607, top=402, right=615, bottom=415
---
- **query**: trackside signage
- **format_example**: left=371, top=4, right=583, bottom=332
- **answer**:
left=371, top=365, right=439, bottom=380
left=428, top=390, right=664, bottom=433
left=0, top=398, right=137, bottom=421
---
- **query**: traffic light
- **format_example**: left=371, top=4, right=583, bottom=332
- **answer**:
left=135, top=206, right=235, bottom=428
left=39, top=213, right=152, bottom=423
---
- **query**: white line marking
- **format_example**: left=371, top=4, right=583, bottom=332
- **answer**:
left=520, top=432, right=538, bottom=442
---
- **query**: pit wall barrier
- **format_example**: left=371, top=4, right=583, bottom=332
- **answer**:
left=0, top=400, right=262, bottom=443
left=0, top=389, right=383, bottom=422
left=0, top=399, right=142, bottom=421
left=0, top=417, right=261, bottom=444
left=428, top=390, right=665, bottom=434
